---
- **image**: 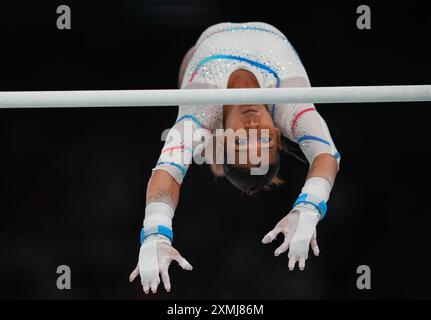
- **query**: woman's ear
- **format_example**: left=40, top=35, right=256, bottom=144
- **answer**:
left=271, top=175, right=285, bottom=187
left=205, top=133, right=227, bottom=178
left=210, top=163, right=225, bottom=177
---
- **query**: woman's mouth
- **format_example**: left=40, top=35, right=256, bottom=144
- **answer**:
left=239, top=106, right=260, bottom=115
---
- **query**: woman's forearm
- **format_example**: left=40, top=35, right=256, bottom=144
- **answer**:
left=146, top=170, right=181, bottom=208
left=306, top=153, right=339, bottom=187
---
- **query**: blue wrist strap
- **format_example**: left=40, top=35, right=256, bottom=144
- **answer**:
left=140, top=225, right=173, bottom=244
left=293, top=193, right=327, bottom=219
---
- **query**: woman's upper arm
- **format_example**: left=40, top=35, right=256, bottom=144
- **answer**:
left=149, top=111, right=210, bottom=204
left=178, top=46, right=196, bottom=87
left=275, top=103, right=341, bottom=167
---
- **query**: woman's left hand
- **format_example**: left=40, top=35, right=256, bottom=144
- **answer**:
left=262, top=206, right=320, bottom=271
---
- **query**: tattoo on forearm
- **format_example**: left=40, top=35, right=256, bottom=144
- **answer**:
left=147, top=187, right=175, bottom=207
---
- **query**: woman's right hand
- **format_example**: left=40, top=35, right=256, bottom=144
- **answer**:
left=129, top=234, right=193, bottom=294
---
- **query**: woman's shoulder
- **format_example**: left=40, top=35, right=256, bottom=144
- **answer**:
left=196, top=22, right=231, bottom=43
left=196, top=21, right=285, bottom=43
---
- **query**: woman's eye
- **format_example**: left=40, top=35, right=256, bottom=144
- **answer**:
left=235, top=138, right=248, bottom=145
left=258, top=137, right=271, bottom=143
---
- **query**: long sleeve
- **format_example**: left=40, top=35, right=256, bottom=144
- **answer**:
left=273, top=102, right=341, bottom=166
left=152, top=111, right=214, bottom=185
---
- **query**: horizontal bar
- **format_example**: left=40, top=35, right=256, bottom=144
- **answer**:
left=0, top=85, right=430, bottom=109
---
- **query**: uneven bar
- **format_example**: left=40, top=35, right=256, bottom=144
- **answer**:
left=0, top=85, right=430, bottom=109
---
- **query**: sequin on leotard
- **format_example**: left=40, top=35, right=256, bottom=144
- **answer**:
left=153, top=22, right=340, bottom=184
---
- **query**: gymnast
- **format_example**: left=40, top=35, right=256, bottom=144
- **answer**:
left=129, top=22, right=340, bottom=294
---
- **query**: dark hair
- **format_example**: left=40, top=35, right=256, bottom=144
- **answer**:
left=223, top=153, right=281, bottom=195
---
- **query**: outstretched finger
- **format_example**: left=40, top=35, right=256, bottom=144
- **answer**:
left=288, top=256, right=297, bottom=271
left=150, top=277, right=160, bottom=293
left=161, top=271, right=171, bottom=292
left=262, top=227, right=282, bottom=244
left=129, top=265, right=139, bottom=283
left=274, top=235, right=291, bottom=257
left=174, top=254, right=193, bottom=271
left=299, top=257, right=306, bottom=271
left=142, top=280, right=150, bottom=294
left=310, top=238, right=320, bottom=256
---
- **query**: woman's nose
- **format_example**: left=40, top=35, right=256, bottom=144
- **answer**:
left=245, top=119, right=259, bottom=128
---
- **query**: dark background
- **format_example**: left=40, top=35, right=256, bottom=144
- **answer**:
left=0, top=0, right=430, bottom=299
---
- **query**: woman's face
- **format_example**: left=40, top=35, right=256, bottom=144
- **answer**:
left=223, top=104, right=279, bottom=168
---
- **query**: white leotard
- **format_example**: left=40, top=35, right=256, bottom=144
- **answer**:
left=154, top=22, right=340, bottom=184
